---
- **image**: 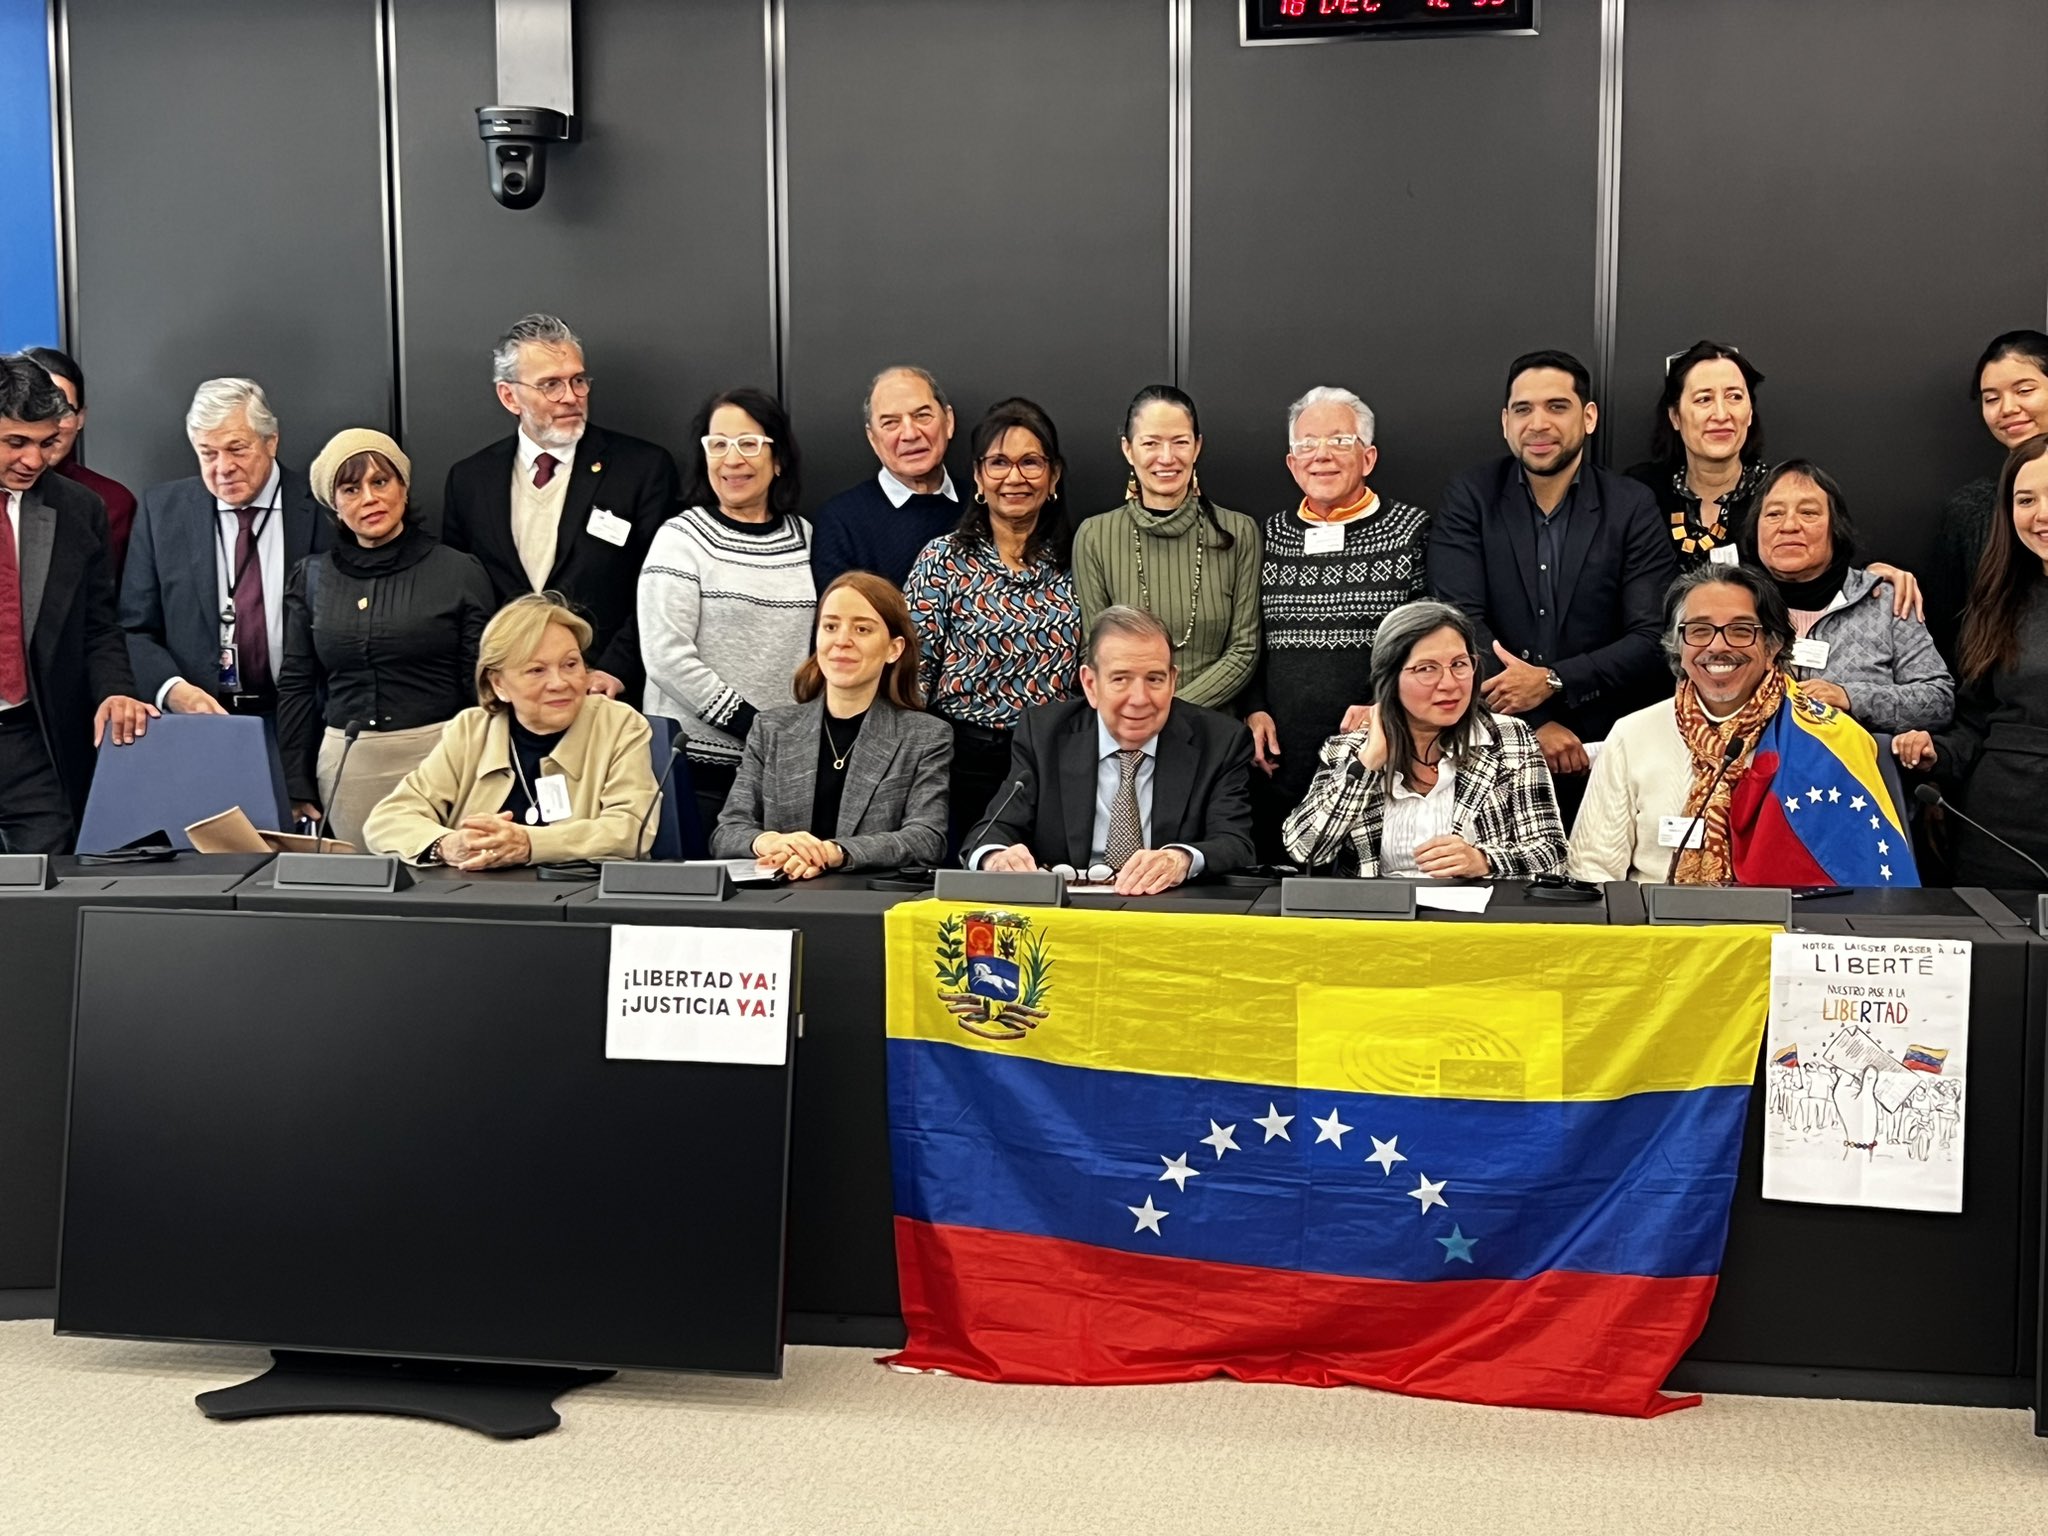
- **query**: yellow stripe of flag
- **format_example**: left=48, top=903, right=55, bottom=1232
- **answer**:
left=888, top=905, right=1772, bottom=1103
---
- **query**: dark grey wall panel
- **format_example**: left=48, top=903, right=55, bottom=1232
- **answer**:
left=1186, top=0, right=1602, bottom=520
left=1613, top=0, right=2048, bottom=572
left=392, top=0, right=771, bottom=523
left=66, top=0, right=389, bottom=493
left=781, top=0, right=1168, bottom=517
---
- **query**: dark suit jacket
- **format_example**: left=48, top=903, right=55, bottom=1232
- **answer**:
left=20, top=474, right=138, bottom=817
left=119, top=466, right=328, bottom=706
left=1429, top=456, right=1676, bottom=743
left=976, top=697, right=1254, bottom=875
left=439, top=424, right=681, bottom=694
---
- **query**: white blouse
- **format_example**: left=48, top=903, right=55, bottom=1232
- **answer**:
left=1379, top=762, right=1459, bottom=876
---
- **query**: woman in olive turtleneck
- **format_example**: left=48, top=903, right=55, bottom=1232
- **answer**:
left=1072, top=385, right=1261, bottom=710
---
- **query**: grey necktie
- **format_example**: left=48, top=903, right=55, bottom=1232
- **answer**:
left=1105, top=748, right=1144, bottom=869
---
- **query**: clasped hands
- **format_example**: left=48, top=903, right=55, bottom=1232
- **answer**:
left=982, top=842, right=1192, bottom=896
left=436, top=811, right=534, bottom=871
left=752, top=829, right=844, bottom=880
left=1348, top=704, right=1490, bottom=878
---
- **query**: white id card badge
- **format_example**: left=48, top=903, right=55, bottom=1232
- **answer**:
left=586, top=507, right=631, bottom=547
left=535, top=773, right=574, bottom=824
left=1708, top=544, right=1741, bottom=567
left=1301, top=523, right=1346, bottom=556
left=1790, top=637, right=1831, bottom=669
left=1657, top=816, right=1707, bottom=850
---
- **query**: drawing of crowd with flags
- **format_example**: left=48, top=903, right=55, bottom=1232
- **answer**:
left=1767, top=1024, right=1963, bottom=1165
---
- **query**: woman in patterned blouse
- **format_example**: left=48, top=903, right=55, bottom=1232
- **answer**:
left=905, top=396, right=1082, bottom=853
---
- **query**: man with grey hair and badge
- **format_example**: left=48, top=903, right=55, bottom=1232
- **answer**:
left=441, top=313, right=680, bottom=700
left=1241, top=385, right=1430, bottom=861
left=120, top=377, right=330, bottom=718
left=809, top=364, right=961, bottom=591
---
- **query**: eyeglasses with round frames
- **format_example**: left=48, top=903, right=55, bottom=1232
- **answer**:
left=1289, top=433, right=1363, bottom=457
left=1679, top=620, right=1762, bottom=648
left=512, top=373, right=594, bottom=402
left=978, top=453, right=1050, bottom=480
left=702, top=433, right=774, bottom=460
left=1401, top=656, right=1477, bottom=683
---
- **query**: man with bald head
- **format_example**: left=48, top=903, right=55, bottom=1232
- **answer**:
left=809, top=365, right=961, bottom=590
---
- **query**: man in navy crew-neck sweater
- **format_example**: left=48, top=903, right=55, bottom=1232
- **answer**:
left=809, top=365, right=963, bottom=591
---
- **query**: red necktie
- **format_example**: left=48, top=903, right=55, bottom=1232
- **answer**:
left=233, top=508, right=270, bottom=693
left=533, top=452, right=559, bottom=490
left=0, top=495, right=29, bottom=704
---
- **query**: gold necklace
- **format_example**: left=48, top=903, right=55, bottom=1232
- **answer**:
left=823, top=716, right=850, bottom=771
left=1131, top=509, right=1205, bottom=649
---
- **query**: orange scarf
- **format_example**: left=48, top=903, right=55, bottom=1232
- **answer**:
left=1670, top=671, right=1787, bottom=885
left=1298, top=489, right=1378, bottom=524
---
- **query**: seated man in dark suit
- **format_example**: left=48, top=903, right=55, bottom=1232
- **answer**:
left=119, top=377, right=329, bottom=720
left=0, top=355, right=152, bottom=853
left=968, top=605, right=1254, bottom=895
left=440, top=313, right=681, bottom=700
left=1429, top=349, right=1677, bottom=821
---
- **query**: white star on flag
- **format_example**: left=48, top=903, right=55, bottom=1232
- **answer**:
left=1783, top=796, right=1800, bottom=813
left=1807, top=786, right=1822, bottom=803
left=1409, top=1174, right=1449, bottom=1214
left=1869, top=815, right=1880, bottom=829
left=1828, top=787, right=1841, bottom=803
left=1128, top=1196, right=1168, bottom=1236
left=1366, top=1135, right=1407, bottom=1175
left=1200, top=1120, right=1239, bottom=1160
left=1254, top=1103, right=1295, bottom=1142
left=1850, top=794, right=1867, bottom=810
left=1881, top=865, right=1893, bottom=881
left=1313, top=1109, right=1352, bottom=1148
left=1158, top=1152, right=1199, bottom=1191
left=1877, top=839, right=1888, bottom=855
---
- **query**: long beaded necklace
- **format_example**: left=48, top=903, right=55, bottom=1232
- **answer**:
left=1131, top=508, right=1205, bottom=650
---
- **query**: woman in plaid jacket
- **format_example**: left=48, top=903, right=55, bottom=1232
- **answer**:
left=1281, top=600, right=1568, bottom=878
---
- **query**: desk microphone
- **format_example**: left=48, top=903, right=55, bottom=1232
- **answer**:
left=318, top=720, right=364, bottom=855
left=1664, top=733, right=1746, bottom=885
left=959, top=778, right=1027, bottom=869
left=633, top=731, right=687, bottom=860
left=1913, top=783, right=2048, bottom=886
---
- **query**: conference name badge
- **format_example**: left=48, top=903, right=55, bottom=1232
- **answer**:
left=1301, top=523, right=1346, bottom=556
left=586, top=507, right=631, bottom=546
left=535, top=772, right=573, bottom=823
left=1791, top=637, right=1831, bottom=670
left=1657, top=816, right=1707, bottom=850
left=1708, top=544, right=1742, bottom=567
left=934, top=910, right=1054, bottom=1042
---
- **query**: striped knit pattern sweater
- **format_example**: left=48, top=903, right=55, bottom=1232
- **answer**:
left=1072, top=493, right=1263, bottom=709
left=638, top=505, right=815, bottom=766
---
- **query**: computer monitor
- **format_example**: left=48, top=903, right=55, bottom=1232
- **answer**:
left=58, top=908, right=795, bottom=1429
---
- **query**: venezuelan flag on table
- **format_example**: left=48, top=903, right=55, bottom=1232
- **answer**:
left=1730, top=686, right=1918, bottom=887
left=884, top=907, right=1773, bottom=1417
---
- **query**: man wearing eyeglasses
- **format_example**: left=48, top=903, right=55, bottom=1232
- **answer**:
left=809, top=365, right=961, bottom=591
left=1241, top=386, right=1430, bottom=862
left=441, top=313, right=680, bottom=699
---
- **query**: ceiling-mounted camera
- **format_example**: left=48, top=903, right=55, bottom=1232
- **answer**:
left=477, top=106, right=570, bottom=211
left=478, top=0, right=575, bottom=211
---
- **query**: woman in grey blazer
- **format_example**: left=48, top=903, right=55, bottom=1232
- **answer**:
left=713, top=570, right=951, bottom=876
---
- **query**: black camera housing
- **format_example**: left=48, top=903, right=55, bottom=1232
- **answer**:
left=476, top=106, right=570, bottom=211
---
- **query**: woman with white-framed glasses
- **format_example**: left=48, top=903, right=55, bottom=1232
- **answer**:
left=1282, top=600, right=1566, bottom=878
left=639, top=387, right=814, bottom=830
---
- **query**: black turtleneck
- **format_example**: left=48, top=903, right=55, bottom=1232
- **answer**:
left=1774, top=548, right=1853, bottom=614
left=501, top=713, right=570, bottom=824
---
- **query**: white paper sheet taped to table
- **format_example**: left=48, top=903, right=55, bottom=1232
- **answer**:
left=1761, top=932, right=1969, bottom=1214
left=605, top=924, right=795, bottom=1064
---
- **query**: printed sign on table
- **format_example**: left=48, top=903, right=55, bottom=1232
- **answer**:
left=1762, top=933, right=1969, bottom=1214
left=605, top=925, right=795, bottom=1065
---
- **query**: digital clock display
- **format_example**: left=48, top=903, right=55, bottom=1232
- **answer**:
left=1243, top=0, right=1539, bottom=45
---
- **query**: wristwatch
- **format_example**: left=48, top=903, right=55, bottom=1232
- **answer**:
left=1544, top=668, right=1563, bottom=697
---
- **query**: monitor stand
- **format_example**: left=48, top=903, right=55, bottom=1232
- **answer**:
left=195, top=1351, right=615, bottom=1439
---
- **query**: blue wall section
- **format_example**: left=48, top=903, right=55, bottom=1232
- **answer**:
left=0, top=0, right=60, bottom=354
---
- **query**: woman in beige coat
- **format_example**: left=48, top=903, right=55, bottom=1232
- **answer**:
left=364, top=594, right=658, bottom=867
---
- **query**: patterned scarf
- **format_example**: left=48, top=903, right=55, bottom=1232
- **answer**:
left=1671, top=669, right=1787, bottom=885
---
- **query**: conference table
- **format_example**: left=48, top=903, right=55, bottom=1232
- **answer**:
left=3, top=855, right=2042, bottom=1414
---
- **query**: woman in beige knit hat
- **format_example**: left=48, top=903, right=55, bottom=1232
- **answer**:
left=276, top=429, right=497, bottom=849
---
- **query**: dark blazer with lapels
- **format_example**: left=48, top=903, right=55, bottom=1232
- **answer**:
left=439, top=424, right=681, bottom=695
left=119, top=466, right=328, bottom=707
left=975, top=696, right=1255, bottom=876
left=710, top=697, right=953, bottom=870
left=18, top=473, right=138, bottom=816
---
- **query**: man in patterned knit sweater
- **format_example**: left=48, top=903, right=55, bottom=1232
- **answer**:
left=1243, top=387, right=1430, bottom=862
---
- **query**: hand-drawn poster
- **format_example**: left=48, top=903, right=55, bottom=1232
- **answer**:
left=1761, top=934, right=1969, bottom=1214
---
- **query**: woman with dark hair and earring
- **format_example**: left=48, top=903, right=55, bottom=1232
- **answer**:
left=1624, top=340, right=1771, bottom=570
left=713, top=569, right=951, bottom=878
left=1072, top=385, right=1261, bottom=710
left=1281, top=600, right=1566, bottom=878
left=640, top=386, right=814, bottom=831
left=1930, top=331, right=2048, bottom=658
left=905, top=397, right=1082, bottom=849
left=277, top=429, right=496, bottom=848
left=1896, top=434, right=2048, bottom=886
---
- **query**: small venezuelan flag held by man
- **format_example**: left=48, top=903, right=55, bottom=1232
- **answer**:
left=1730, top=685, right=1918, bottom=887
left=884, top=907, right=1774, bottom=1417
left=1773, top=1043, right=1800, bottom=1070
left=1903, top=1044, right=1948, bottom=1074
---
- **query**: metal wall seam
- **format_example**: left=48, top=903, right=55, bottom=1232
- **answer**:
left=1168, top=0, right=1193, bottom=385
left=1592, top=0, right=1626, bottom=460
left=49, top=0, right=77, bottom=350
left=764, top=0, right=790, bottom=405
left=377, top=0, right=407, bottom=440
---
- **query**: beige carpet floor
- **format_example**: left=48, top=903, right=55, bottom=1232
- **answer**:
left=0, top=1321, right=2040, bottom=1535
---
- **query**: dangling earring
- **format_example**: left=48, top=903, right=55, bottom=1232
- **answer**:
left=1124, top=471, right=1138, bottom=502
left=1190, top=468, right=1203, bottom=501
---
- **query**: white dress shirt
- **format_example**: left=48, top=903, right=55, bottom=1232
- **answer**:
left=512, top=429, right=578, bottom=590
left=1, top=490, right=21, bottom=712
left=877, top=466, right=958, bottom=507
left=157, top=461, right=285, bottom=708
left=1378, top=761, right=1459, bottom=876
left=970, top=718, right=1203, bottom=873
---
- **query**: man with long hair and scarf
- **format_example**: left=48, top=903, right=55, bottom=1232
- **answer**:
left=1569, top=563, right=1917, bottom=887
